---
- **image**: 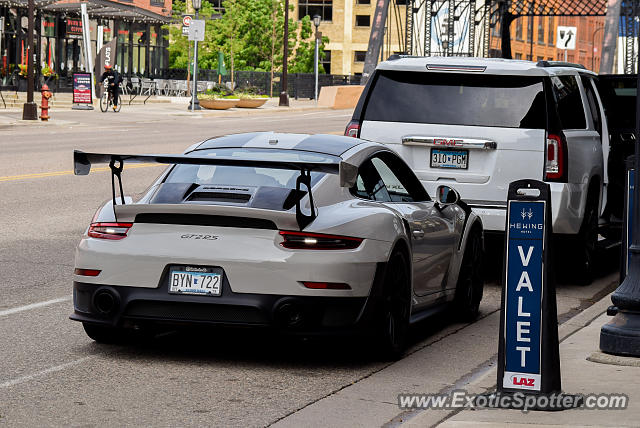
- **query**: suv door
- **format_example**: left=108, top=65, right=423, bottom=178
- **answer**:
left=356, top=69, right=548, bottom=232
left=552, top=74, right=603, bottom=218
left=354, top=151, right=464, bottom=296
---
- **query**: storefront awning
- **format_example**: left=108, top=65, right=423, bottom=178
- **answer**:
left=1, top=0, right=172, bottom=23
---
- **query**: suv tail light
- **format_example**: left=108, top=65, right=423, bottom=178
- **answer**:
left=544, top=134, right=566, bottom=182
left=344, top=120, right=360, bottom=138
left=88, top=222, right=133, bottom=240
left=279, top=231, right=363, bottom=250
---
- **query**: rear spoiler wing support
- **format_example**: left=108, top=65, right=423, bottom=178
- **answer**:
left=74, top=150, right=347, bottom=231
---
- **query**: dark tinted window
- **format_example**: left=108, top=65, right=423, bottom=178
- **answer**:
left=363, top=70, right=547, bottom=129
left=596, top=76, right=636, bottom=129
left=551, top=75, right=586, bottom=129
left=581, top=76, right=602, bottom=135
left=352, top=152, right=429, bottom=202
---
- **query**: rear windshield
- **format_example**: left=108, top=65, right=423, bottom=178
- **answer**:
left=363, top=70, right=547, bottom=129
left=164, top=148, right=334, bottom=188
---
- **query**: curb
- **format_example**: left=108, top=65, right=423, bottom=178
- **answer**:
left=403, top=286, right=617, bottom=428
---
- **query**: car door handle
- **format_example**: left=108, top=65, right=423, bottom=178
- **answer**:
left=412, top=229, right=425, bottom=238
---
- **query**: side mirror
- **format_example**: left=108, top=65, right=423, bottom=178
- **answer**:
left=435, top=185, right=460, bottom=207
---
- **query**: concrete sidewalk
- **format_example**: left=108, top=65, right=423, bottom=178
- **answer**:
left=405, top=293, right=640, bottom=427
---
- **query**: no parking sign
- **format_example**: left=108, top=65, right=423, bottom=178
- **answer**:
left=497, top=180, right=561, bottom=395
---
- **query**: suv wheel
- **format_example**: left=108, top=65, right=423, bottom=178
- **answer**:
left=574, top=198, right=598, bottom=285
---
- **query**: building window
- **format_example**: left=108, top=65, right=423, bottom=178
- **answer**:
left=527, top=54, right=532, bottom=61
left=357, top=0, right=371, bottom=4
left=515, top=53, right=522, bottom=60
left=537, top=56, right=544, bottom=61
left=395, top=0, right=409, bottom=5
left=321, top=50, right=331, bottom=74
left=548, top=16, right=554, bottom=46
left=298, top=0, right=333, bottom=21
left=355, top=15, right=370, bottom=27
left=515, top=18, right=523, bottom=40
left=537, top=18, right=544, bottom=44
left=527, top=17, right=532, bottom=42
left=354, top=51, right=367, bottom=62
left=150, top=0, right=164, bottom=6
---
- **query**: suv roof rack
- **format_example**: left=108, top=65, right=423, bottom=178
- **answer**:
left=536, top=60, right=586, bottom=70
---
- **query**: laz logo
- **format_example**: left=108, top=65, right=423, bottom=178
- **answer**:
left=433, top=138, right=463, bottom=146
left=512, top=376, right=535, bottom=387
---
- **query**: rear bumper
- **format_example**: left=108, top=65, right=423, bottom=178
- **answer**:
left=464, top=183, right=585, bottom=234
left=71, top=263, right=387, bottom=334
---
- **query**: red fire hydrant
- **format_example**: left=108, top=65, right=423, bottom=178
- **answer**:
left=40, top=84, right=52, bottom=121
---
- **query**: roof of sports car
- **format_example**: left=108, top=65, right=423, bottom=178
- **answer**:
left=195, top=132, right=365, bottom=157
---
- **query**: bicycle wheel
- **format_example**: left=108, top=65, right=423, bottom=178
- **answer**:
left=114, top=95, right=122, bottom=112
left=100, top=93, right=109, bottom=112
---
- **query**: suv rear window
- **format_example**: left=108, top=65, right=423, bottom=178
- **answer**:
left=363, top=70, right=547, bottom=129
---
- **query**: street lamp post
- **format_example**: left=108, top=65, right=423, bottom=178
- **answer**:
left=600, top=4, right=640, bottom=357
left=313, top=15, right=320, bottom=102
left=189, top=0, right=202, bottom=111
left=22, top=0, right=37, bottom=120
left=279, top=0, right=290, bottom=106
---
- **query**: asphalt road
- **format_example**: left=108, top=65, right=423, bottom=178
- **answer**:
left=0, top=106, right=620, bottom=427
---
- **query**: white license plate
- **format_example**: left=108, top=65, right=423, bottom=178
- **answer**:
left=430, top=149, right=468, bottom=169
left=169, top=269, right=222, bottom=296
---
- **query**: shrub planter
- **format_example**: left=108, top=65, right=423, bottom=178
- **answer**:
left=237, top=98, right=268, bottom=108
left=200, top=98, right=239, bottom=110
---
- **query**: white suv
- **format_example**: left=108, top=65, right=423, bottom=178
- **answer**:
left=347, top=57, right=611, bottom=282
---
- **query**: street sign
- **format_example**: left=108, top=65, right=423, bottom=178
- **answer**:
left=497, top=180, right=561, bottom=395
left=182, top=15, right=193, bottom=36
left=188, top=19, right=205, bottom=42
left=557, top=26, right=577, bottom=50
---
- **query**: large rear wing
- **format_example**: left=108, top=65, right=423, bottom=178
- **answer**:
left=73, top=150, right=356, bottom=230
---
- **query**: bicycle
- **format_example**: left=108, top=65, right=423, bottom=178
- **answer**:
left=100, top=81, right=122, bottom=112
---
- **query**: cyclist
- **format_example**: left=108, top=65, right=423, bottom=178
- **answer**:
left=99, top=64, right=121, bottom=111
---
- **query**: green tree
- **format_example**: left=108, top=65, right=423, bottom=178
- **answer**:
left=165, top=0, right=329, bottom=75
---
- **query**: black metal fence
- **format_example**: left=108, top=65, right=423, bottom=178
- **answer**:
left=157, top=69, right=362, bottom=99
left=1, top=69, right=362, bottom=99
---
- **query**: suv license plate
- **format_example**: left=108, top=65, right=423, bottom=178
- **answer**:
left=430, top=149, right=468, bottom=169
left=168, top=267, right=222, bottom=296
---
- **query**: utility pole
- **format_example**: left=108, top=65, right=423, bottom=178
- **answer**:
left=279, top=0, right=290, bottom=106
left=22, top=0, right=37, bottom=120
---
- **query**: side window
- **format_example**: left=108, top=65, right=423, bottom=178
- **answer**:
left=551, top=75, right=587, bottom=130
left=581, top=76, right=603, bottom=135
left=353, top=160, right=391, bottom=202
left=371, top=157, right=413, bottom=202
left=352, top=152, right=430, bottom=203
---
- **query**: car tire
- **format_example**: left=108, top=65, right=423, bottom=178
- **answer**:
left=454, top=228, right=484, bottom=322
left=374, top=250, right=411, bottom=360
left=82, top=322, right=127, bottom=344
left=574, top=198, right=598, bottom=285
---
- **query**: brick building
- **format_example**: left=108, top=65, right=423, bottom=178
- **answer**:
left=489, top=14, right=605, bottom=71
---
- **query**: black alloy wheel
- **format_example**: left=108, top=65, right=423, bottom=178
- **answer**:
left=376, top=251, right=411, bottom=360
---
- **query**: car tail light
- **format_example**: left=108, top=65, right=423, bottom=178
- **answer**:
left=74, top=268, right=101, bottom=277
left=344, top=120, right=360, bottom=138
left=302, top=281, right=351, bottom=290
left=88, top=222, right=133, bottom=240
left=544, top=134, right=566, bottom=182
left=279, top=231, right=363, bottom=250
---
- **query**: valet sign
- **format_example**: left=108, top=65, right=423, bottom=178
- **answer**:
left=502, top=200, right=545, bottom=391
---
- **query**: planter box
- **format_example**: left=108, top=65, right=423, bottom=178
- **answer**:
left=200, top=98, right=239, bottom=110
left=237, top=98, right=268, bottom=108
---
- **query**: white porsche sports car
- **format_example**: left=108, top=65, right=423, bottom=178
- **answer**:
left=72, top=132, right=484, bottom=357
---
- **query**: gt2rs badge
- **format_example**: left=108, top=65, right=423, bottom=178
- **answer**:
left=180, top=234, right=219, bottom=240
